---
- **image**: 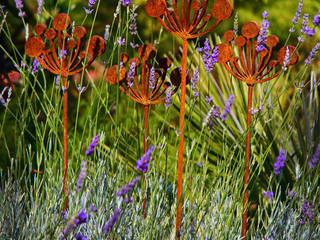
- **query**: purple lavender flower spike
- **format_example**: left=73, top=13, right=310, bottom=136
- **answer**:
left=274, top=149, right=286, bottom=175
left=289, top=0, right=303, bottom=32
left=104, top=25, right=110, bottom=41
left=205, top=96, right=213, bottom=103
left=129, top=5, right=138, bottom=35
left=86, top=134, right=100, bottom=156
left=90, top=204, right=98, bottom=213
left=198, top=39, right=219, bottom=72
left=75, top=232, right=87, bottom=240
left=305, top=43, right=320, bottom=66
left=256, top=11, right=270, bottom=52
left=313, top=10, right=320, bottom=26
left=116, top=176, right=141, bottom=197
left=298, top=200, right=314, bottom=225
left=123, top=197, right=134, bottom=203
left=136, top=145, right=155, bottom=173
left=75, top=161, right=87, bottom=192
left=128, top=61, right=136, bottom=80
left=220, top=94, right=235, bottom=121
left=75, top=209, right=87, bottom=225
left=103, top=208, right=121, bottom=234
left=149, top=66, right=155, bottom=89
left=37, top=0, right=44, bottom=15
left=14, top=0, right=26, bottom=17
left=308, top=143, right=320, bottom=168
left=164, top=86, right=173, bottom=108
left=191, top=67, right=199, bottom=90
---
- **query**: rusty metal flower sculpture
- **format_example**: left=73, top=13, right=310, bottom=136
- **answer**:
left=145, top=0, right=233, bottom=236
left=106, top=44, right=180, bottom=153
left=105, top=44, right=180, bottom=218
left=25, top=13, right=105, bottom=210
left=217, top=21, right=299, bottom=239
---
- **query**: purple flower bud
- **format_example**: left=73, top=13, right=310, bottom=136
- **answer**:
left=136, top=145, right=155, bottom=173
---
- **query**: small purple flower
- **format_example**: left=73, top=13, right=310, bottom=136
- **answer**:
left=197, top=162, right=203, bottom=167
left=191, top=67, right=199, bottom=90
left=88, top=0, right=97, bottom=8
left=194, top=91, right=199, bottom=100
left=75, top=232, right=87, bottom=240
left=37, top=0, right=44, bottom=15
left=75, top=161, right=87, bottom=192
left=129, top=5, right=138, bottom=35
left=313, top=10, right=320, bottom=26
left=86, top=134, right=100, bottom=156
left=289, top=0, right=303, bottom=32
left=256, top=11, right=270, bottom=52
left=308, top=143, right=320, bottom=168
left=298, top=200, right=314, bottom=225
left=198, top=39, right=219, bottom=72
left=103, top=209, right=121, bottom=234
left=288, top=190, right=296, bottom=197
left=282, top=46, right=290, bottom=71
left=116, top=176, right=141, bottom=197
left=136, top=145, right=155, bottom=173
left=263, top=190, right=274, bottom=199
left=117, top=37, right=126, bottom=46
left=203, top=104, right=220, bottom=128
left=300, top=13, right=315, bottom=40
left=305, top=43, right=320, bottom=66
left=89, top=204, right=98, bottom=213
left=59, top=49, right=67, bottom=59
left=75, top=209, right=87, bottom=225
left=164, top=86, right=173, bottom=108
left=274, top=149, right=286, bottom=175
left=149, top=66, right=155, bottom=89
left=83, top=7, right=94, bottom=15
left=104, top=25, right=110, bottom=41
left=120, top=0, right=131, bottom=6
left=77, top=85, right=86, bottom=94
left=14, top=0, right=26, bottom=17
left=220, top=94, right=235, bottom=121
left=123, top=197, right=134, bottom=203
left=128, top=61, right=136, bottom=80
left=130, top=42, right=139, bottom=49
left=205, top=96, right=213, bottom=103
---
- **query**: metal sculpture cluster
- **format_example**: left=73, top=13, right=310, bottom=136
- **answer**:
left=25, top=13, right=105, bottom=210
left=218, top=21, right=299, bottom=238
left=146, top=0, right=233, bottom=238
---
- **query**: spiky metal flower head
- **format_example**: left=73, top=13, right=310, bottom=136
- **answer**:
left=145, top=0, right=233, bottom=40
left=217, top=21, right=299, bottom=86
left=25, top=13, right=106, bottom=78
left=105, top=44, right=181, bottom=106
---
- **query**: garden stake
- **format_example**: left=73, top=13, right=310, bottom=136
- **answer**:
left=25, top=13, right=105, bottom=210
left=105, top=44, right=180, bottom=217
left=217, top=21, right=299, bottom=239
left=145, top=0, right=233, bottom=237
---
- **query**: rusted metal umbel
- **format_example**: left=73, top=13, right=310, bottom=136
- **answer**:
left=25, top=13, right=105, bottom=211
left=218, top=21, right=299, bottom=239
left=106, top=44, right=180, bottom=152
left=106, top=43, right=180, bottom=218
left=145, top=0, right=233, bottom=238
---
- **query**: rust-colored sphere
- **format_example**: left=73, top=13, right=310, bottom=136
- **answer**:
left=224, top=30, right=234, bottom=42
left=217, top=43, right=233, bottom=63
left=277, top=45, right=299, bottom=66
left=52, top=13, right=71, bottom=31
left=73, top=26, right=87, bottom=39
left=212, top=0, right=234, bottom=21
left=191, top=1, right=202, bottom=11
left=234, top=36, right=246, bottom=47
left=86, top=35, right=106, bottom=57
left=145, top=0, right=167, bottom=18
left=266, top=35, right=279, bottom=48
left=138, top=44, right=156, bottom=62
left=241, top=21, right=260, bottom=39
left=34, top=23, right=47, bottom=36
left=25, top=37, right=45, bottom=57
left=44, top=28, right=57, bottom=40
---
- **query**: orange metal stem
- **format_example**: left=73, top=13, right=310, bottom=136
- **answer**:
left=62, top=76, right=68, bottom=211
left=142, top=104, right=149, bottom=219
left=176, top=39, right=188, bottom=239
left=241, top=84, right=253, bottom=239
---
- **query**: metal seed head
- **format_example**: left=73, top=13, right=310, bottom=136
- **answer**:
left=25, top=37, right=45, bottom=57
left=211, top=0, right=234, bottom=21
left=86, top=35, right=106, bottom=57
left=191, top=1, right=202, bottom=11
left=105, top=65, right=127, bottom=84
left=138, top=44, right=156, bottom=62
left=266, top=35, right=279, bottom=48
left=277, top=45, right=299, bottom=66
left=217, top=43, right=233, bottom=63
left=44, top=28, right=57, bottom=40
left=145, top=0, right=167, bottom=18
left=129, top=57, right=141, bottom=68
left=158, top=57, right=172, bottom=69
left=34, top=23, right=47, bottom=36
left=224, top=30, right=235, bottom=42
left=234, top=35, right=246, bottom=47
left=241, top=21, right=260, bottom=39
left=73, top=26, right=87, bottom=39
left=170, top=67, right=190, bottom=87
left=52, top=13, right=71, bottom=31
